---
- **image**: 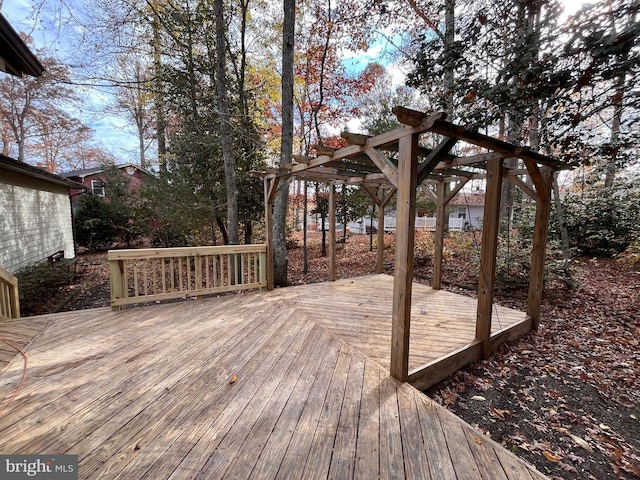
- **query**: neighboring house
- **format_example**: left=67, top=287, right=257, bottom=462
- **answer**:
left=0, top=154, right=85, bottom=273
left=449, top=190, right=485, bottom=230
left=348, top=191, right=485, bottom=234
left=60, top=163, right=152, bottom=208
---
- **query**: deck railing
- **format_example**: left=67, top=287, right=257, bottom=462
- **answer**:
left=108, top=244, right=267, bottom=310
left=383, top=216, right=467, bottom=232
left=0, top=266, right=20, bottom=320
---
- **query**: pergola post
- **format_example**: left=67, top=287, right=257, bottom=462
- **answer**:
left=264, top=177, right=277, bottom=290
left=476, top=159, right=503, bottom=359
left=328, top=182, right=337, bottom=281
left=372, top=187, right=396, bottom=274
left=376, top=200, right=385, bottom=273
left=390, top=133, right=418, bottom=381
left=433, top=180, right=448, bottom=290
left=526, top=164, right=553, bottom=329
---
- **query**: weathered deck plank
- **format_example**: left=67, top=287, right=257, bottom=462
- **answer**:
left=0, top=315, right=50, bottom=371
left=0, top=277, right=545, bottom=479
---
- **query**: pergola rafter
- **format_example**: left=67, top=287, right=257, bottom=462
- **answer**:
left=258, top=106, right=565, bottom=386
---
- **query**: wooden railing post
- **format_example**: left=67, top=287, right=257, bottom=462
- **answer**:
left=259, top=251, right=267, bottom=287
left=0, top=266, right=20, bottom=319
left=109, top=259, right=126, bottom=311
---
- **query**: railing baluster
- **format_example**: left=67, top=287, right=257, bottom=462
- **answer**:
left=213, top=254, right=218, bottom=288
left=170, top=258, right=175, bottom=292
left=161, top=258, right=167, bottom=294
left=143, top=259, right=148, bottom=296
left=152, top=259, right=158, bottom=294
left=133, top=262, right=139, bottom=297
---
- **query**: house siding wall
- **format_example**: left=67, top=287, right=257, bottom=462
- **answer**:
left=0, top=171, right=75, bottom=273
left=468, top=205, right=484, bottom=229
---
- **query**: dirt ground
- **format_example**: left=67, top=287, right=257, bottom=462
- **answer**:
left=21, top=232, right=640, bottom=479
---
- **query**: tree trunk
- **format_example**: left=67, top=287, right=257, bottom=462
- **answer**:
left=552, top=173, right=571, bottom=260
left=216, top=216, right=229, bottom=245
left=214, top=0, right=239, bottom=246
left=152, top=17, right=167, bottom=172
left=244, top=220, right=253, bottom=244
left=605, top=74, right=624, bottom=187
left=273, top=0, right=295, bottom=286
left=444, top=0, right=455, bottom=116
left=604, top=7, right=630, bottom=187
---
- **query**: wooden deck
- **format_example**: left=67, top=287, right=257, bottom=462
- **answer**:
left=0, top=275, right=545, bottom=479
left=274, top=274, right=531, bottom=389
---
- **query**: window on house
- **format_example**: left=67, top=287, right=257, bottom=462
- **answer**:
left=457, top=207, right=466, bottom=219
left=92, top=180, right=106, bottom=196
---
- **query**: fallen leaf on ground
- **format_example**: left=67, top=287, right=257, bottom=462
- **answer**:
left=543, top=450, right=561, bottom=463
left=568, top=433, right=594, bottom=453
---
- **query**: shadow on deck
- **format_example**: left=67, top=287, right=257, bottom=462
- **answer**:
left=0, top=275, right=545, bottom=479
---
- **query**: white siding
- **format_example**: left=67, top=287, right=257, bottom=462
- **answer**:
left=0, top=183, right=75, bottom=273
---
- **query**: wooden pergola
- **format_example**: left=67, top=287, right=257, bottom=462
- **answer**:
left=260, top=106, right=562, bottom=384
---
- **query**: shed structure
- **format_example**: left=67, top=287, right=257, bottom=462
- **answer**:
left=261, top=107, right=562, bottom=386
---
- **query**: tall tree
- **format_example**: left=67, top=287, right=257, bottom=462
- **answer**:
left=116, top=58, right=154, bottom=169
left=273, top=0, right=295, bottom=286
left=214, top=0, right=240, bottom=246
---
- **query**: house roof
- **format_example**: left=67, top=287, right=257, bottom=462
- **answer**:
left=0, top=154, right=85, bottom=190
left=60, top=163, right=153, bottom=179
left=450, top=191, right=485, bottom=206
left=0, top=14, right=45, bottom=77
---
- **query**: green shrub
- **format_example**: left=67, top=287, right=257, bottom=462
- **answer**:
left=74, top=193, right=116, bottom=250
left=561, top=182, right=639, bottom=257
left=15, top=260, right=76, bottom=313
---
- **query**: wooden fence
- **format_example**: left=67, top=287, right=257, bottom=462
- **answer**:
left=108, top=244, right=267, bottom=310
left=0, top=266, right=20, bottom=320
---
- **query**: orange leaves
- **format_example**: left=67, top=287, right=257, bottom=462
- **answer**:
left=542, top=450, right=561, bottom=463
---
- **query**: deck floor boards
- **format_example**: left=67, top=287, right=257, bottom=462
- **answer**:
left=273, top=274, right=526, bottom=373
left=0, top=275, right=546, bottom=479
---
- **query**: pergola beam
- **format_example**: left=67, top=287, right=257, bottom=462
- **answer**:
left=365, top=147, right=399, bottom=187
left=417, top=136, right=458, bottom=185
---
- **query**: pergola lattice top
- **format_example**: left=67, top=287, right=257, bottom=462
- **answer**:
left=260, top=107, right=562, bottom=189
